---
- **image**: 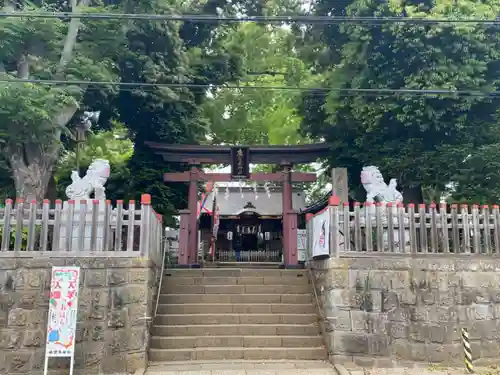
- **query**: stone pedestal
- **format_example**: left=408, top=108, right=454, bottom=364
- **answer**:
left=59, top=200, right=108, bottom=251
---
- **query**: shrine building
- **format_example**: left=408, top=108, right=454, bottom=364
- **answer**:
left=198, top=186, right=307, bottom=263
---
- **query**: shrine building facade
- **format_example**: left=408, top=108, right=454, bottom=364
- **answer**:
left=198, top=186, right=307, bottom=263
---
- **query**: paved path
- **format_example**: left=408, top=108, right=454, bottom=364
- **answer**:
left=347, top=366, right=496, bottom=375
left=145, top=361, right=499, bottom=375
left=145, top=360, right=337, bottom=375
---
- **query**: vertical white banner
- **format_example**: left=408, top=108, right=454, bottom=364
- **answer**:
left=44, top=266, right=80, bottom=375
left=312, top=209, right=330, bottom=258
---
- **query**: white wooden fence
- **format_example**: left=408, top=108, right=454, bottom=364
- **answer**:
left=0, top=194, right=163, bottom=262
left=306, top=197, right=500, bottom=255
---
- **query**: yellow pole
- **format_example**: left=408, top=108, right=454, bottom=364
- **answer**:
left=462, top=328, right=474, bottom=373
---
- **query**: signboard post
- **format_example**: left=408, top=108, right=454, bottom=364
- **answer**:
left=44, top=266, right=81, bottom=375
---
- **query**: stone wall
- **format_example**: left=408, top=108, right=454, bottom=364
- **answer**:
left=0, top=257, right=159, bottom=375
left=309, top=255, right=500, bottom=368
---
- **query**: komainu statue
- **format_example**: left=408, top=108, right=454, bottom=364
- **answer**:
left=359, top=166, right=409, bottom=251
left=65, top=159, right=110, bottom=200
left=360, top=166, right=403, bottom=204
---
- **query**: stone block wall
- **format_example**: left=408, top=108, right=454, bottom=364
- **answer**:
left=309, top=255, right=500, bottom=368
left=0, top=257, right=159, bottom=374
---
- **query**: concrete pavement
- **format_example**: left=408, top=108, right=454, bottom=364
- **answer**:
left=144, top=362, right=500, bottom=375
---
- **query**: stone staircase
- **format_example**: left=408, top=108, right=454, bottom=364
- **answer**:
left=149, top=268, right=327, bottom=362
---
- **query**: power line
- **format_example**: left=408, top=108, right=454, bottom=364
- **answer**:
left=0, top=77, right=498, bottom=97
left=0, top=11, right=498, bottom=25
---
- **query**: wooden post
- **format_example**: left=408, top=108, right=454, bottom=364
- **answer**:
left=329, top=195, right=340, bottom=258
left=178, top=210, right=190, bottom=266
left=188, top=167, right=200, bottom=266
left=306, top=213, right=313, bottom=260
left=139, top=194, right=152, bottom=257
left=331, top=168, right=349, bottom=205
left=482, top=205, right=491, bottom=254
left=282, top=165, right=299, bottom=268
left=493, top=205, right=500, bottom=254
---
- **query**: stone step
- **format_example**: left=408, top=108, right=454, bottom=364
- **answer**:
left=157, top=303, right=316, bottom=314
left=148, top=346, right=328, bottom=362
left=164, top=276, right=310, bottom=286
left=164, top=269, right=307, bottom=277
left=159, top=293, right=312, bottom=304
left=154, top=313, right=318, bottom=325
left=150, top=335, right=324, bottom=349
left=146, top=359, right=335, bottom=371
left=151, top=324, right=321, bottom=337
left=161, top=284, right=311, bottom=294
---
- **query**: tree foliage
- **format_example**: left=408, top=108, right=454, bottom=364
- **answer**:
left=55, top=123, right=133, bottom=201
left=299, top=0, right=500, bottom=202
left=0, top=0, right=121, bottom=200
left=201, top=20, right=310, bottom=145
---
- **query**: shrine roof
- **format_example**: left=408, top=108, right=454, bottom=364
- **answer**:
left=145, top=142, right=330, bottom=165
left=201, top=188, right=307, bottom=216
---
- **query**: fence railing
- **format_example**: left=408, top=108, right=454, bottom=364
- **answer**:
left=306, top=196, right=500, bottom=256
left=0, top=194, right=163, bottom=261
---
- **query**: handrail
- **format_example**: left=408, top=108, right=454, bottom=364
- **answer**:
left=153, top=234, right=168, bottom=319
left=306, top=260, right=324, bottom=321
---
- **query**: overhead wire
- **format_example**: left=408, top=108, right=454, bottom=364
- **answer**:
left=0, top=78, right=498, bottom=98
left=0, top=11, right=498, bottom=97
left=0, top=11, right=498, bottom=25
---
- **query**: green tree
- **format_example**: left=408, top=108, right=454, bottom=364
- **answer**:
left=111, top=0, right=250, bottom=224
left=299, top=0, right=500, bottom=203
left=54, top=123, right=133, bottom=201
left=202, top=21, right=310, bottom=146
left=0, top=0, right=121, bottom=201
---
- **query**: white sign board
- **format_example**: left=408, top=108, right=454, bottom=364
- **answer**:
left=44, top=266, right=81, bottom=375
left=297, top=229, right=307, bottom=262
left=312, top=209, right=330, bottom=258
left=297, top=229, right=307, bottom=250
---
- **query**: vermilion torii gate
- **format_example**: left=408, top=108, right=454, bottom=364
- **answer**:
left=145, top=142, right=329, bottom=268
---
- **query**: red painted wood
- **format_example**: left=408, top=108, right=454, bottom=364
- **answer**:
left=188, top=167, right=199, bottom=264
left=178, top=210, right=190, bottom=265
left=164, top=169, right=317, bottom=183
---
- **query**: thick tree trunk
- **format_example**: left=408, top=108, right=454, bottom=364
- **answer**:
left=402, top=185, right=424, bottom=204
left=12, top=165, right=52, bottom=202
left=9, top=150, right=55, bottom=202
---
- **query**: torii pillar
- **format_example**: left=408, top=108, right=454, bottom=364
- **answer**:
left=282, top=164, right=299, bottom=268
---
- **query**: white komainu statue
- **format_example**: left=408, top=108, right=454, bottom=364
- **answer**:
left=65, top=159, right=111, bottom=200
left=359, top=166, right=408, bottom=251
left=360, top=166, right=403, bottom=204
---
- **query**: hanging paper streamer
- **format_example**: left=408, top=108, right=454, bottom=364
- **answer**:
left=239, top=180, right=244, bottom=198
left=253, top=181, right=258, bottom=200
left=224, top=186, right=230, bottom=200
left=264, top=181, right=271, bottom=198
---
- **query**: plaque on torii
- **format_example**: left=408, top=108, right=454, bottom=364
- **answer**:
left=146, top=142, right=329, bottom=267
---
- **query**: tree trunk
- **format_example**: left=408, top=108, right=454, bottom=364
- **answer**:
left=9, top=153, right=53, bottom=202
left=7, top=139, right=62, bottom=202
left=403, top=185, right=424, bottom=204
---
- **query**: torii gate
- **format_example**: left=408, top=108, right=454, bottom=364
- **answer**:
left=145, top=143, right=330, bottom=268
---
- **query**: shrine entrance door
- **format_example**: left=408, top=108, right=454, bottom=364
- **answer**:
left=218, top=211, right=282, bottom=263
left=145, top=143, right=329, bottom=268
